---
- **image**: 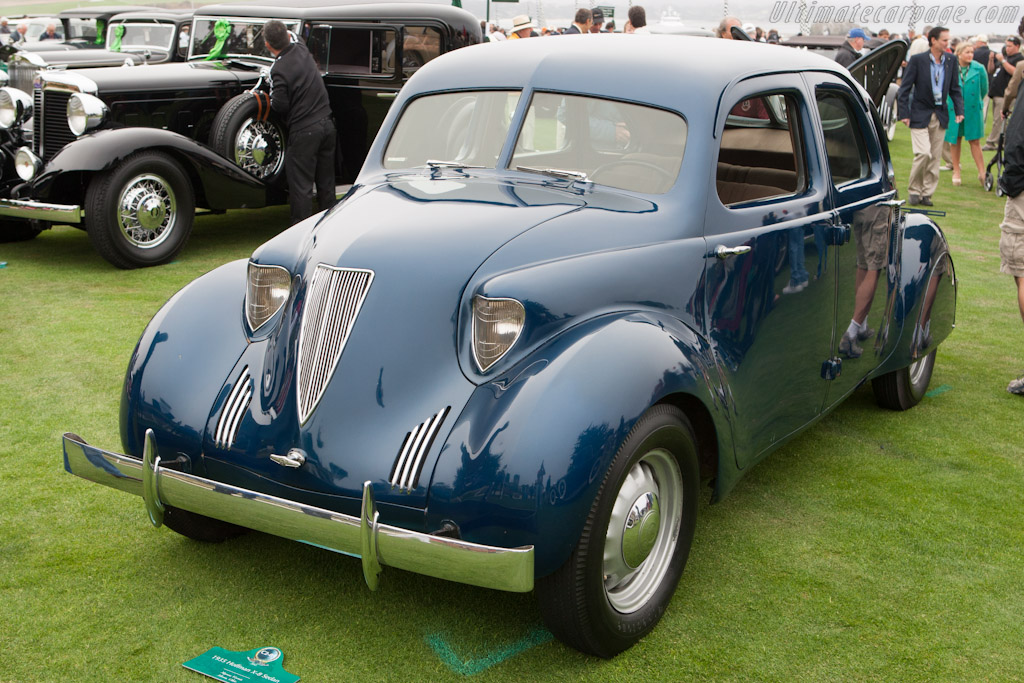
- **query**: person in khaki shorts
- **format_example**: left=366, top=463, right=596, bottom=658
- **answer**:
left=999, top=87, right=1024, bottom=394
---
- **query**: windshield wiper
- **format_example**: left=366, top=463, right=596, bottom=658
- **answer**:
left=516, top=166, right=589, bottom=182
left=425, top=160, right=484, bottom=169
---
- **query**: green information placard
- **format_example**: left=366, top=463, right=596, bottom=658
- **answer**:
left=183, top=646, right=299, bottom=683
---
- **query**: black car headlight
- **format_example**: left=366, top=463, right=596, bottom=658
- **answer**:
left=67, top=93, right=108, bottom=136
left=0, top=87, right=32, bottom=130
left=472, top=295, right=525, bottom=372
left=246, top=262, right=291, bottom=332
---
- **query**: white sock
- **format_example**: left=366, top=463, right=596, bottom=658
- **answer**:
left=859, top=319, right=869, bottom=333
left=846, top=319, right=860, bottom=337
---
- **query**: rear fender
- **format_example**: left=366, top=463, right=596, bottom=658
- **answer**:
left=872, top=213, right=956, bottom=377
left=425, top=311, right=735, bottom=577
left=120, top=259, right=250, bottom=467
left=26, top=127, right=267, bottom=210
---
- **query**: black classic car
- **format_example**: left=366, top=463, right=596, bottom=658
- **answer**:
left=0, top=1, right=479, bottom=267
left=1, top=10, right=194, bottom=95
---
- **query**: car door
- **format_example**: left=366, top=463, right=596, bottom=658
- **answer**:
left=704, top=75, right=839, bottom=467
left=804, top=73, right=901, bottom=407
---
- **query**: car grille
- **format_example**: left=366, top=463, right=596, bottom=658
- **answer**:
left=8, top=61, right=36, bottom=95
left=33, top=89, right=74, bottom=163
left=389, top=407, right=450, bottom=492
left=214, top=366, right=252, bottom=450
left=296, top=265, right=374, bottom=424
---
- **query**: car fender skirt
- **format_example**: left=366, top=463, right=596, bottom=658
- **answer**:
left=62, top=431, right=535, bottom=593
left=31, top=127, right=267, bottom=210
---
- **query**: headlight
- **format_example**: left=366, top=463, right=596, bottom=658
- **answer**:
left=472, top=295, right=525, bottom=372
left=0, top=87, right=32, bottom=130
left=246, top=262, right=291, bottom=331
left=67, top=93, right=108, bottom=136
left=14, top=146, right=41, bottom=181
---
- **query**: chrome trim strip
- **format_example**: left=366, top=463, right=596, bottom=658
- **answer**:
left=62, top=432, right=534, bottom=593
left=296, top=265, right=374, bottom=424
left=36, top=71, right=99, bottom=96
left=0, top=198, right=82, bottom=223
left=409, top=407, right=448, bottom=489
left=214, top=366, right=252, bottom=449
left=390, top=407, right=450, bottom=491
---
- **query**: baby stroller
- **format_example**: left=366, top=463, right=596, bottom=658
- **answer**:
left=985, top=132, right=1005, bottom=196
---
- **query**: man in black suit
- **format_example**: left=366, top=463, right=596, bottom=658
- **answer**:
left=897, top=25, right=964, bottom=206
left=565, top=9, right=592, bottom=35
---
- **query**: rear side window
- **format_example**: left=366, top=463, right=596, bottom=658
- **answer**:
left=816, top=92, right=870, bottom=185
left=718, top=92, right=805, bottom=206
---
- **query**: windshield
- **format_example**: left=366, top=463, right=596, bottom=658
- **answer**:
left=108, top=22, right=175, bottom=51
left=511, top=92, right=687, bottom=194
left=190, top=18, right=297, bottom=61
left=65, top=18, right=96, bottom=41
left=384, top=91, right=521, bottom=169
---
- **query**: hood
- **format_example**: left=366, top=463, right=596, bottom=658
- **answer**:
left=23, top=47, right=171, bottom=68
left=38, top=60, right=257, bottom=93
left=207, top=175, right=586, bottom=508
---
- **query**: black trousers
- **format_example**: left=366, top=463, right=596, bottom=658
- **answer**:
left=285, top=117, right=337, bottom=224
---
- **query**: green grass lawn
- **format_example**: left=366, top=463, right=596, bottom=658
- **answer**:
left=1, top=125, right=1023, bottom=682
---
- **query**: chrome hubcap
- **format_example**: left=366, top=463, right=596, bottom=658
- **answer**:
left=909, top=354, right=929, bottom=386
left=118, top=173, right=176, bottom=248
left=603, top=448, right=683, bottom=614
left=234, top=117, right=285, bottom=179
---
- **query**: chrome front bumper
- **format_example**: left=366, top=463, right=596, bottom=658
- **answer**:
left=62, top=431, right=534, bottom=593
left=0, top=198, right=82, bottom=223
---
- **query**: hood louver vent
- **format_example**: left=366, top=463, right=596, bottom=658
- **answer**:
left=215, top=366, right=252, bottom=450
left=296, top=265, right=374, bottom=424
left=390, top=407, right=450, bottom=492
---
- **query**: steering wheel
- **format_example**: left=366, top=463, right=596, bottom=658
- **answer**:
left=591, top=159, right=675, bottom=192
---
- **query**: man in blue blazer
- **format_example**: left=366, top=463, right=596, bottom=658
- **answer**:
left=897, top=26, right=964, bottom=206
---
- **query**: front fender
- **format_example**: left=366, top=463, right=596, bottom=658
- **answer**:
left=426, top=311, right=733, bottom=577
left=872, top=213, right=956, bottom=377
left=25, top=127, right=267, bottom=210
left=120, top=259, right=250, bottom=466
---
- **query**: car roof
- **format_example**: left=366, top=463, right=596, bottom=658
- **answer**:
left=110, top=10, right=194, bottom=22
left=408, top=35, right=851, bottom=112
left=193, top=0, right=477, bottom=23
left=59, top=6, right=159, bottom=19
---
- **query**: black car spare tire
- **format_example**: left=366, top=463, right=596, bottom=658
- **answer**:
left=210, top=92, right=287, bottom=184
left=85, top=151, right=195, bottom=269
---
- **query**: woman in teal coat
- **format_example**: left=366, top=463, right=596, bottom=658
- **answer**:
left=946, top=41, right=989, bottom=186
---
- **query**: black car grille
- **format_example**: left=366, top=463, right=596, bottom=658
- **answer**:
left=33, top=90, right=74, bottom=163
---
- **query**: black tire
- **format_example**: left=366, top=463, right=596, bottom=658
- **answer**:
left=0, top=220, right=42, bottom=242
left=209, top=92, right=287, bottom=184
left=985, top=172, right=994, bottom=192
left=85, top=151, right=194, bottom=269
left=163, top=506, right=248, bottom=543
left=872, top=348, right=936, bottom=410
left=536, top=405, right=699, bottom=657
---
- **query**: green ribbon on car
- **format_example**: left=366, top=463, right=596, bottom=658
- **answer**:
left=110, top=24, right=124, bottom=51
left=205, top=19, right=231, bottom=60
left=95, top=19, right=105, bottom=45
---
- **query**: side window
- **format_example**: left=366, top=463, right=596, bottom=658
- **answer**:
left=816, top=91, right=870, bottom=186
left=402, top=26, right=442, bottom=70
left=718, top=92, right=805, bottom=206
left=328, top=27, right=396, bottom=75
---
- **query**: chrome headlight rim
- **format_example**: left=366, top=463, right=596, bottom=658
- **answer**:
left=245, top=262, right=292, bottom=333
left=67, top=92, right=108, bottom=137
left=472, top=295, right=526, bottom=373
left=0, top=86, right=33, bottom=130
left=14, top=146, right=42, bottom=181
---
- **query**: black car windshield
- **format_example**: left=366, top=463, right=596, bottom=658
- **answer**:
left=109, top=22, right=175, bottom=51
left=190, top=18, right=297, bottom=61
left=384, top=91, right=522, bottom=169
left=66, top=18, right=97, bottom=41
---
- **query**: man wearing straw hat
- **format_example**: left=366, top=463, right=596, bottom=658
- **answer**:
left=509, top=15, right=536, bottom=39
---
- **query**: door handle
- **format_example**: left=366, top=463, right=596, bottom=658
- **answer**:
left=878, top=199, right=906, bottom=207
left=714, top=244, right=752, bottom=259
left=376, top=92, right=398, bottom=100
left=270, top=449, right=306, bottom=468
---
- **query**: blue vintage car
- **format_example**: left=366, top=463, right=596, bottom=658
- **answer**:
left=63, top=35, right=955, bottom=656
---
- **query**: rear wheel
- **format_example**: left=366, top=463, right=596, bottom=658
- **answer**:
left=85, top=151, right=194, bottom=268
left=209, top=92, right=287, bottom=184
left=163, top=506, right=248, bottom=543
left=872, top=349, right=936, bottom=410
left=537, top=405, right=699, bottom=657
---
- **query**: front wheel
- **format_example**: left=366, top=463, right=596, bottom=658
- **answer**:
left=872, top=348, right=936, bottom=410
left=536, top=405, right=699, bottom=657
left=85, top=151, right=194, bottom=268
